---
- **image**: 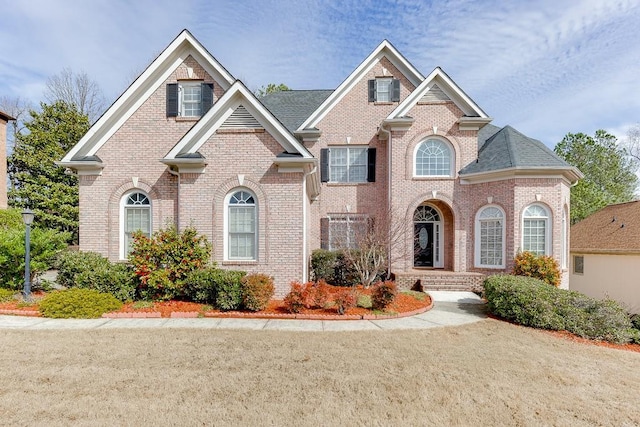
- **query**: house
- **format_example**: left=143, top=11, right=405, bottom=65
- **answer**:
left=570, top=201, right=640, bottom=314
left=58, top=30, right=581, bottom=296
left=0, top=109, right=15, bottom=209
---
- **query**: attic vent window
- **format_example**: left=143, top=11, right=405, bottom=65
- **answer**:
left=368, top=78, right=400, bottom=102
left=166, top=82, right=214, bottom=118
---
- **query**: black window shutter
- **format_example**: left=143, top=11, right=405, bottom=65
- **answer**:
left=368, top=79, right=376, bottom=102
left=202, top=83, right=214, bottom=113
left=320, top=149, right=329, bottom=182
left=320, top=218, right=329, bottom=250
left=367, top=148, right=376, bottom=182
left=391, top=79, right=401, bottom=102
left=166, top=84, right=178, bottom=117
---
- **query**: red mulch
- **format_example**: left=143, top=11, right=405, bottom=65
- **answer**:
left=488, top=314, right=640, bottom=353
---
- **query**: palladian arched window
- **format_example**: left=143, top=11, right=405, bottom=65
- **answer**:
left=414, top=139, right=453, bottom=177
left=122, top=191, right=151, bottom=258
left=522, top=204, right=551, bottom=256
left=226, top=190, right=257, bottom=260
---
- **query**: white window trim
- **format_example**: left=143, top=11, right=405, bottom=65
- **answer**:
left=223, top=188, right=258, bottom=261
left=376, top=77, right=393, bottom=102
left=561, top=208, right=568, bottom=269
left=119, top=190, right=151, bottom=260
left=413, top=138, right=454, bottom=178
left=521, top=204, right=552, bottom=256
left=327, top=214, right=368, bottom=250
left=474, top=205, right=506, bottom=269
left=328, top=146, right=369, bottom=183
left=178, top=81, right=203, bottom=117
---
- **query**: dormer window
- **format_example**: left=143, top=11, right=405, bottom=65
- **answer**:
left=368, top=78, right=400, bottom=102
left=166, top=82, right=214, bottom=118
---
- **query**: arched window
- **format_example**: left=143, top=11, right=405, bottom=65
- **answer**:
left=522, top=204, right=551, bottom=256
left=122, top=191, right=151, bottom=258
left=414, top=139, right=453, bottom=177
left=226, top=190, right=257, bottom=260
left=475, top=206, right=505, bottom=268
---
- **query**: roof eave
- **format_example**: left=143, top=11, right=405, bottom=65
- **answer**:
left=55, top=160, right=104, bottom=176
left=458, top=116, right=493, bottom=131
left=460, top=166, right=582, bottom=185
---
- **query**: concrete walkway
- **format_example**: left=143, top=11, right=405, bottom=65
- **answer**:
left=0, top=291, right=486, bottom=331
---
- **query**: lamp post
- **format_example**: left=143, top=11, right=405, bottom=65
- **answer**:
left=22, top=209, right=34, bottom=300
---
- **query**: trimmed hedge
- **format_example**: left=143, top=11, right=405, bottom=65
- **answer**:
left=39, top=289, right=123, bottom=319
left=241, top=273, right=274, bottom=312
left=484, top=275, right=639, bottom=344
left=183, top=267, right=246, bottom=310
left=310, top=249, right=360, bottom=287
left=56, top=251, right=136, bottom=302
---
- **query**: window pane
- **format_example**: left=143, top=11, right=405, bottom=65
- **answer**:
left=480, top=219, right=502, bottom=266
left=415, top=140, right=451, bottom=176
left=181, top=83, right=202, bottom=116
left=228, top=196, right=256, bottom=259
left=523, top=218, right=546, bottom=255
left=376, top=78, right=391, bottom=102
left=329, top=147, right=368, bottom=183
left=328, top=215, right=367, bottom=250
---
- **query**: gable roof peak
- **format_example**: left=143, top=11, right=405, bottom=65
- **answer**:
left=297, top=38, right=424, bottom=131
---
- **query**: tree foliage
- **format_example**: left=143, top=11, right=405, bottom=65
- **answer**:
left=8, top=101, right=90, bottom=243
left=0, top=209, right=70, bottom=290
left=555, top=130, right=638, bottom=223
left=624, top=123, right=640, bottom=165
left=255, top=83, right=290, bottom=97
left=44, top=67, right=107, bottom=123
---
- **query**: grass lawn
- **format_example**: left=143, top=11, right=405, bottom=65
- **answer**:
left=1, top=319, right=639, bottom=425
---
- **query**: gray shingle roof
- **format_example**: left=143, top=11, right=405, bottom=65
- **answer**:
left=260, top=90, right=333, bottom=132
left=460, top=125, right=571, bottom=175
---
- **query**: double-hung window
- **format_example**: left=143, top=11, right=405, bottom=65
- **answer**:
left=522, top=204, right=551, bottom=256
left=122, top=192, right=151, bottom=258
left=326, top=214, right=368, bottom=250
left=368, top=78, right=400, bottom=102
left=320, top=147, right=376, bottom=183
left=166, top=82, right=214, bottom=118
left=227, top=190, right=257, bottom=260
left=475, top=206, right=505, bottom=268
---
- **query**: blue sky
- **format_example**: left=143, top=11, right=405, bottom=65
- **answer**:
left=1, top=0, right=639, bottom=147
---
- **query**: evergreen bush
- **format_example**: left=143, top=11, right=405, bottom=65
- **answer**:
left=39, top=289, right=122, bottom=319
left=241, top=273, right=274, bottom=311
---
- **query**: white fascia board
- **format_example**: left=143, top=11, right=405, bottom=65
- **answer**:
left=62, top=30, right=235, bottom=162
left=166, top=82, right=313, bottom=160
left=459, top=166, right=582, bottom=185
left=298, top=40, right=424, bottom=131
left=388, top=67, right=489, bottom=120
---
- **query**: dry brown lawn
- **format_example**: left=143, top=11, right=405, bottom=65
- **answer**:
left=1, top=319, right=639, bottom=426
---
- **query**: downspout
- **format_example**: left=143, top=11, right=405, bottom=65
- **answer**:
left=168, top=168, right=180, bottom=230
left=302, top=165, right=317, bottom=283
left=378, top=124, right=393, bottom=277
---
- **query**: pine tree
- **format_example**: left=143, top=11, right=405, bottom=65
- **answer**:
left=8, top=101, right=90, bottom=243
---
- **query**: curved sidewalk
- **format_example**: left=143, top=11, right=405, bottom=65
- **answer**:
left=0, top=291, right=486, bottom=331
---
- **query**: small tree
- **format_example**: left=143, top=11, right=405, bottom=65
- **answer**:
left=128, top=223, right=212, bottom=300
left=335, top=207, right=403, bottom=288
left=255, top=83, right=290, bottom=97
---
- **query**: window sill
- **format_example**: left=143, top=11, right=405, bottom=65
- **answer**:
left=325, top=182, right=373, bottom=186
left=474, top=265, right=505, bottom=270
left=373, top=102, right=394, bottom=105
left=222, top=260, right=258, bottom=266
left=175, top=116, right=200, bottom=122
left=412, top=176, right=455, bottom=181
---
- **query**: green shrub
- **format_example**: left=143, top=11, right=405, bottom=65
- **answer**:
left=184, top=267, right=220, bottom=304
left=74, top=262, right=136, bottom=302
left=241, top=273, right=274, bottom=312
left=283, top=281, right=305, bottom=313
left=0, top=209, right=70, bottom=290
left=55, top=250, right=111, bottom=288
left=0, top=288, right=16, bottom=302
left=128, top=224, right=211, bottom=300
left=371, top=280, right=397, bottom=310
left=311, top=249, right=338, bottom=283
left=356, top=293, right=372, bottom=309
left=513, top=251, right=560, bottom=287
left=39, top=289, right=123, bottom=318
left=484, top=274, right=637, bottom=343
left=213, top=269, right=246, bottom=311
left=310, top=249, right=359, bottom=287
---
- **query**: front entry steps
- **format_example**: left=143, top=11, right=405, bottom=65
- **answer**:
left=395, top=270, right=485, bottom=293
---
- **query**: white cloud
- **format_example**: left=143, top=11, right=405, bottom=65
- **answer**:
left=1, top=0, right=640, bottom=149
